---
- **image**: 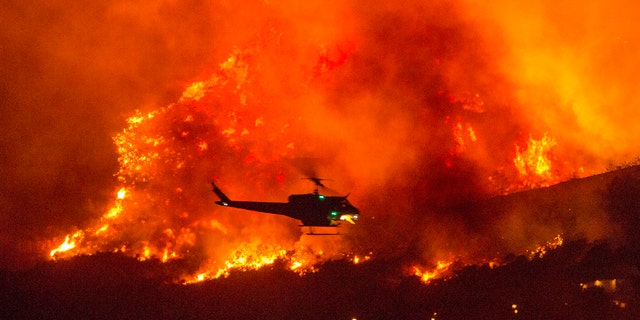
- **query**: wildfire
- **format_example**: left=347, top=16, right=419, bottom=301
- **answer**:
left=410, top=235, right=566, bottom=284
left=528, top=234, right=564, bottom=259
left=184, top=244, right=335, bottom=284
left=43, top=5, right=582, bottom=288
left=50, top=230, right=84, bottom=258
left=45, top=29, right=363, bottom=282
left=448, top=117, right=478, bottom=156
left=514, top=133, right=558, bottom=187
left=184, top=249, right=372, bottom=284
left=117, top=187, right=126, bottom=199
left=412, top=260, right=454, bottom=284
left=350, top=253, right=372, bottom=265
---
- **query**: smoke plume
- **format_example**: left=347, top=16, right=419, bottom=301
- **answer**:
left=1, top=0, right=638, bottom=271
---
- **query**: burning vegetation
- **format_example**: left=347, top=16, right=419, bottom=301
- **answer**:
left=42, top=0, right=636, bottom=280
left=45, top=20, right=573, bottom=283
left=46, top=32, right=366, bottom=281
left=3, top=0, right=640, bottom=318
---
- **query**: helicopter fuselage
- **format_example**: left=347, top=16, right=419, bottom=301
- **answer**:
left=212, top=183, right=359, bottom=226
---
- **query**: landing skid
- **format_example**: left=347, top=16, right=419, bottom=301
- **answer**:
left=301, top=226, right=341, bottom=236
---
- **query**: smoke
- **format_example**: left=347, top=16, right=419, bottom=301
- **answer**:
left=0, top=0, right=268, bottom=267
left=2, top=0, right=639, bottom=270
left=458, top=1, right=640, bottom=164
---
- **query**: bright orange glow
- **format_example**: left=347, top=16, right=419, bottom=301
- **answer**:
left=38, top=0, right=627, bottom=288
left=528, top=234, right=564, bottom=259
left=180, top=81, right=206, bottom=102
left=447, top=117, right=478, bottom=156
left=413, top=260, right=453, bottom=284
left=49, top=236, right=74, bottom=257
left=140, top=245, right=151, bottom=261
left=513, top=133, right=558, bottom=188
left=197, top=141, right=208, bottom=152
left=351, top=253, right=371, bottom=265
left=184, top=243, right=323, bottom=284
left=105, top=203, right=121, bottom=219
left=117, top=187, right=126, bottom=199
left=95, top=224, right=109, bottom=235
left=43, top=36, right=368, bottom=282
left=50, top=230, right=84, bottom=259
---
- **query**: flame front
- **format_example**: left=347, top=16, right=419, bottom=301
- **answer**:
left=46, top=27, right=360, bottom=281
left=49, top=231, right=83, bottom=258
left=39, top=1, right=633, bottom=285
left=45, top=23, right=578, bottom=284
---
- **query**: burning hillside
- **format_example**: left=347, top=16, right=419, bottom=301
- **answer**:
left=2, top=0, right=640, bottom=317
left=41, top=15, right=573, bottom=281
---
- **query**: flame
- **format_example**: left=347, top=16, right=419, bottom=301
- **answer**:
left=527, top=234, right=564, bottom=259
left=413, top=260, right=454, bottom=284
left=45, top=34, right=361, bottom=281
left=50, top=230, right=84, bottom=258
left=184, top=243, right=323, bottom=284
left=350, top=253, right=372, bottom=265
left=180, top=81, right=207, bottom=102
left=410, top=235, right=565, bottom=284
left=40, top=2, right=610, bottom=287
left=116, top=187, right=126, bottom=199
left=449, top=117, right=477, bottom=155
left=513, top=133, right=559, bottom=189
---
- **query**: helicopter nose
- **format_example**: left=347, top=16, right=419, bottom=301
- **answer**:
left=338, top=206, right=360, bottom=223
left=352, top=207, right=360, bottom=221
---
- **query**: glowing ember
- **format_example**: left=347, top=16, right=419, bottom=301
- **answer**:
left=528, top=234, right=564, bottom=259
left=350, top=253, right=372, bottom=265
left=116, top=187, right=126, bottom=199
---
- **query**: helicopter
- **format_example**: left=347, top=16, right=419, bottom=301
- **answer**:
left=211, top=178, right=360, bottom=230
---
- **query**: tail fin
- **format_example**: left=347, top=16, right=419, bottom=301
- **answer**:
left=211, top=182, right=231, bottom=205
